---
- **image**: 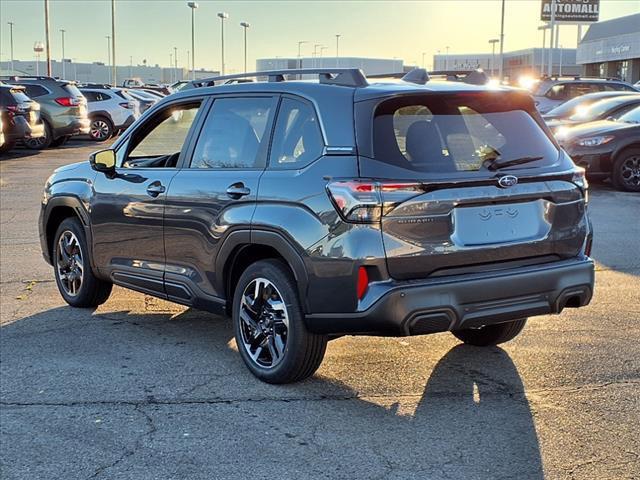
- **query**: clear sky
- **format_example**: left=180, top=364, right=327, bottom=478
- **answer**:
left=1, top=0, right=638, bottom=73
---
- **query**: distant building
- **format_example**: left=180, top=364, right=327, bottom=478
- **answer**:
left=577, top=13, right=640, bottom=83
left=256, top=57, right=403, bottom=77
left=433, top=48, right=579, bottom=80
left=0, top=60, right=218, bottom=85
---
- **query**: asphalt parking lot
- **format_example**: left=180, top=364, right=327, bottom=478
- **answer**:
left=1, top=140, right=639, bottom=480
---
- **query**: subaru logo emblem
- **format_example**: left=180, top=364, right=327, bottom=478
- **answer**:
left=498, top=175, right=518, bottom=188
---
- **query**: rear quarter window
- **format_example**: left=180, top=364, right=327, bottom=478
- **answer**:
left=24, top=85, right=49, bottom=98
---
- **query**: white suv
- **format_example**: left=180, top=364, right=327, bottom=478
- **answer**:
left=80, top=85, right=140, bottom=142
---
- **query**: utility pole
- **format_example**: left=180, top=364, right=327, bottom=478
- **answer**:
left=489, top=39, right=499, bottom=76
left=498, top=0, right=505, bottom=81
left=169, top=53, right=173, bottom=82
left=240, top=22, right=250, bottom=73
left=7, top=22, right=15, bottom=72
left=106, top=36, right=111, bottom=84
left=217, top=12, right=229, bottom=75
left=44, top=0, right=52, bottom=76
left=60, top=29, right=66, bottom=79
left=548, top=0, right=556, bottom=76
left=174, top=46, right=178, bottom=77
left=111, top=0, right=116, bottom=86
left=187, top=2, right=199, bottom=80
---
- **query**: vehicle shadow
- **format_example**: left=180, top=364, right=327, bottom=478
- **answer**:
left=0, top=306, right=543, bottom=478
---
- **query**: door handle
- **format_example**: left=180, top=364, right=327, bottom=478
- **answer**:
left=226, top=183, right=251, bottom=199
left=146, top=181, right=166, bottom=197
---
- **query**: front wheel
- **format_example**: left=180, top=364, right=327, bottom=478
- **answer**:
left=452, top=319, right=527, bottom=346
left=53, top=217, right=113, bottom=308
left=233, top=259, right=328, bottom=384
left=24, top=121, right=52, bottom=150
left=611, top=148, right=640, bottom=192
left=89, top=116, right=113, bottom=142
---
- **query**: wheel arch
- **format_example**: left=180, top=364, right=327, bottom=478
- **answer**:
left=217, top=229, right=310, bottom=315
left=43, top=196, right=93, bottom=268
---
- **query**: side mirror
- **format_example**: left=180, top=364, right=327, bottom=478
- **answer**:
left=90, top=149, right=116, bottom=176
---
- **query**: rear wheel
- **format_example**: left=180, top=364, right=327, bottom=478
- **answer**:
left=50, top=135, right=71, bottom=147
left=611, top=147, right=640, bottom=192
left=24, top=120, right=52, bottom=150
left=89, top=116, right=113, bottom=142
left=452, top=319, right=527, bottom=346
left=232, top=259, right=328, bottom=384
left=53, top=217, right=112, bottom=308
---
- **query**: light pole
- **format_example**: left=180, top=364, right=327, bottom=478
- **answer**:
left=489, top=38, right=499, bottom=76
left=538, top=24, right=549, bottom=77
left=498, top=0, right=505, bottom=81
left=335, top=34, right=341, bottom=57
left=240, top=22, right=250, bottom=73
left=174, top=46, right=178, bottom=81
left=445, top=46, right=449, bottom=70
left=187, top=2, right=198, bottom=80
left=106, top=35, right=111, bottom=84
left=60, top=29, right=66, bottom=79
left=34, top=41, right=44, bottom=75
left=44, top=0, right=52, bottom=76
left=313, top=44, right=322, bottom=57
left=421, top=52, right=426, bottom=69
left=169, top=53, right=173, bottom=82
left=129, top=55, right=133, bottom=78
left=217, top=12, right=229, bottom=75
left=7, top=22, right=15, bottom=72
left=548, top=0, right=556, bottom=76
left=111, top=0, right=116, bottom=86
left=320, top=46, right=328, bottom=57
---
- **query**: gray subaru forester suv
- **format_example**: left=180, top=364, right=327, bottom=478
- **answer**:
left=39, top=68, right=594, bottom=383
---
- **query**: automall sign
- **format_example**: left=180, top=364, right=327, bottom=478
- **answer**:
left=541, top=0, right=600, bottom=22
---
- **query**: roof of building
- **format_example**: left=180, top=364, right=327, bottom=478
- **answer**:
left=581, top=13, right=640, bottom=43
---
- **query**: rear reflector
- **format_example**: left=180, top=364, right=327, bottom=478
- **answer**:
left=357, top=266, right=369, bottom=300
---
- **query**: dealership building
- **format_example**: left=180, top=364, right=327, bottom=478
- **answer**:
left=577, top=13, right=640, bottom=83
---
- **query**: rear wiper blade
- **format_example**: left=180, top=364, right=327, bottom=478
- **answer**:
left=483, top=156, right=544, bottom=171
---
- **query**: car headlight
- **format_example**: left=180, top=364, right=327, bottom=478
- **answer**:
left=576, top=135, right=614, bottom=147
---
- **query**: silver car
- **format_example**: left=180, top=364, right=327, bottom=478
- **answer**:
left=80, top=85, right=140, bottom=142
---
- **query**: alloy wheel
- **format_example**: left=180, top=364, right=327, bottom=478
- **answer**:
left=620, top=155, right=640, bottom=189
left=90, top=119, right=110, bottom=141
left=239, top=277, right=289, bottom=369
left=56, top=231, right=84, bottom=297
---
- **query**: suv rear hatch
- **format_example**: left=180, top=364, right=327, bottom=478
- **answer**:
left=353, top=90, right=589, bottom=280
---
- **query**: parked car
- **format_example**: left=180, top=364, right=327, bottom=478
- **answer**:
left=531, top=77, right=637, bottom=114
left=39, top=68, right=594, bottom=383
left=1, top=76, right=89, bottom=149
left=558, top=105, right=640, bottom=191
left=543, top=90, right=640, bottom=121
left=546, top=94, right=640, bottom=135
left=79, top=84, right=140, bottom=142
left=126, top=89, right=157, bottom=113
left=121, top=78, right=170, bottom=95
left=0, top=109, right=4, bottom=149
left=140, top=89, right=165, bottom=99
left=169, top=81, right=190, bottom=93
left=0, top=83, right=45, bottom=153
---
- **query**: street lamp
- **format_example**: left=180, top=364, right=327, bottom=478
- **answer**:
left=34, top=41, right=44, bottom=75
left=105, top=35, right=111, bottom=84
left=7, top=22, right=15, bottom=72
left=488, top=38, right=499, bottom=76
left=240, top=22, right=250, bottom=73
left=169, top=53, right=173, bottom=83
left=174, top=46, right=178, bottom=82
left=313, top=44, right=322, bottom=57
left=187, top=1, right=198, bottom=80
left=320, top=46, right=328, bottom=57
left=445, top=46, right=450, bottom=70
left=421, top=52, right=426, bottom=69
left=498, top=0, right=505, bottom=81
left=217, top=12, right=229, bottom=75
left=60, top=29, right=66, bottom=79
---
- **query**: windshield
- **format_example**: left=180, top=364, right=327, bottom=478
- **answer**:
left=369, top=93, right=559, bottom=177
left=569, top=97, right=640, bottom=122
left=130, top=90, right=157, bottom=100
left=618, top=106, right=640, bottom=124
left=545, top=94, right=600, bottom=117
left=63, top=83, right=83, bottom=98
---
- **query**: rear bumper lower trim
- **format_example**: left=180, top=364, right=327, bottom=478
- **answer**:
left=305, top=258, right=594, bottom=336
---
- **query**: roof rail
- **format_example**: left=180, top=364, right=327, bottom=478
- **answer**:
left=188, top=68, right=368, bottom=89
left=368, top=68, right=490, bottom=85
left=0, top=75, right=58, bottom=81
left=79, top=83, right=113, bottom=89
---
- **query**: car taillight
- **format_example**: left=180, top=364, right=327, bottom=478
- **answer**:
left=119, top=102, right=134, bottom=109
left=5, top=105, right=17, bottom=117
left=572, top=168, right=588, bottom=203
left=55, top=97, right=80, bottom=107
left=326, top=180, right=423, bottom=223
left=357, top=266, right=369, bottom=300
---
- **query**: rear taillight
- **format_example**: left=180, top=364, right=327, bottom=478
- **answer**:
left=357, top=266, right=369, bottom=300
left=5, top=105, right=17, bottom=117
left=326, top=180, right=423, bottom=223
left=55, top=97, right=80, bottom=107
left=572, top=168, right=588, bottom=204
left=119, top=102, right=134, bottom=109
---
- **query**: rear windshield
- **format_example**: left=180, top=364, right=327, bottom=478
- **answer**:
left=370, top=93, right=559, bottom=177
left=10, top=89, right=32, bottom=104
left=63, top=83, right=83, bottom=98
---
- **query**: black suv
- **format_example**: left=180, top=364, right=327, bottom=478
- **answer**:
left=0, top=83, right=44, bottom=153
left=39, top=69, right=595, bottom=383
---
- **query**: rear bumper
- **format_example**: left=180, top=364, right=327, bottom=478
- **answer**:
left=54, top=118, right=91, bottom=137
left=305, top=258, right=594, bottom=336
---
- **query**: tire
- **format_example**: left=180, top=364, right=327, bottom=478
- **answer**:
left=611, top=147, right=640, bottom=192
left=452, top=319, right=527, bottom=347
left=232, top=259, right=328, bottom=384
left=23, top=120, right=52, bottom=150
left=53, top=217, right=113, bottom=308
left=0, top=140, right=16, bottom=154
left=89, top=116, right=113, bottom=142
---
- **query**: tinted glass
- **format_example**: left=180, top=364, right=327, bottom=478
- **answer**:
left=618, top=106, right=640, bottom=123
left=126, top=102, right=201, bottom=164
left=569, top=97, right=640, bottom=122
left=24, top=85, right=48, bottom=98
left=8, top=89, right=31, bottom=104
left=269, top=98, right=323, bottom=169
left=546, top=84, right=566, bottom=100
left=63, top=84, right=83, bottom=98
left=370, top=94, right=559, bottom=177
left=82, top=91, right=98, bottom=102
left=190, top=97, right=272, bottom=169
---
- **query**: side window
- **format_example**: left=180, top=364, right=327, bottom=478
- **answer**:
left=546, top=84, right=566, bottom=100
left=566, top=83, right=597, bottom=98
left=190, top=97, right=273, bottom=169
left=24, top=85, right=48, bottom=98
left=269, top=97, right=324, bottom=169
left=122, top=101, right=201, bottom=168
left=82, top=91, right=97, bottom=102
